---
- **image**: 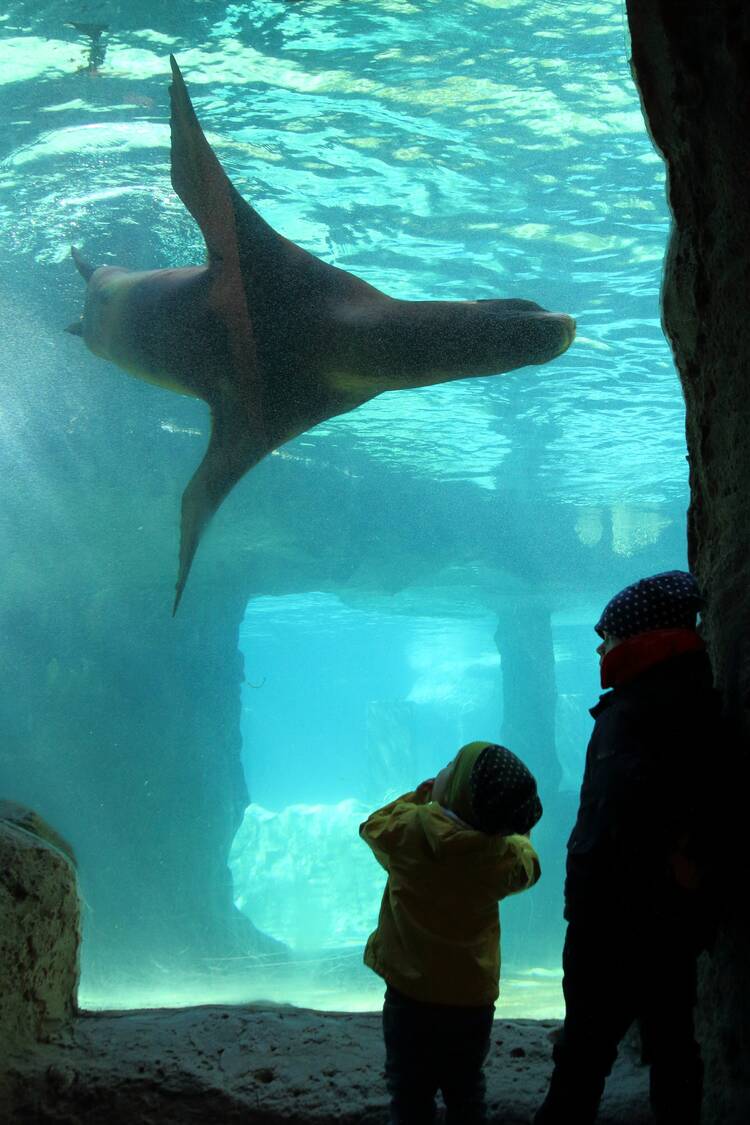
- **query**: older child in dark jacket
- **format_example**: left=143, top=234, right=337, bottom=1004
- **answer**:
left=535, top=571, right=727, bottom=1125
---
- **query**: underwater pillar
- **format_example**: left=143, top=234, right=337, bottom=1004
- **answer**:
left=493, top=598, right=560, bottom=792
left=628, top=2, right=750, bottom=1120
left=494, top=598, right=571, bottom=967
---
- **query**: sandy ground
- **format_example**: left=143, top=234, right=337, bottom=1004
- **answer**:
left=77, top=965, right=566, bottom=1019
left=1, top=1003, right=651, bottom=1124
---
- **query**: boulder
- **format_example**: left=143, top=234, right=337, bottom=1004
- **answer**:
left=0, top=802, right=80, bottom=1047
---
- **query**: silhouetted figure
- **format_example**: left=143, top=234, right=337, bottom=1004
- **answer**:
left=535, top=571, right=723, bottom=1125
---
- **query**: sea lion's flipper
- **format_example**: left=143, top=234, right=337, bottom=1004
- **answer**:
left=168, top=55, right=267, bottom=424
left=168, top=53, right=269, bottom=576
left=168, top=55, right=241, bottom=263
left=169, top=56, right=286, bottom=271
left=173, top=393, right=265, bottom=615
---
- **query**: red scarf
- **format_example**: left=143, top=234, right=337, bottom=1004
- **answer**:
left=600, top=628, right=705, bottom=689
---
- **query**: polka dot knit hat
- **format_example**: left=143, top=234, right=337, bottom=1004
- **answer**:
left=469, top=744, right=543, bottom=837
left=594, top=570, right=702, bottom=640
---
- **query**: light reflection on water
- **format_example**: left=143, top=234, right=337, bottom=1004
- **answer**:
left=0, top=0, right=683, bottom=504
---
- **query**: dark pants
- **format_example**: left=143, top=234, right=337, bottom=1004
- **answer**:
left=382, top=984, right=495, bottom=1125
left=534, top=920, right=703, bottom=1125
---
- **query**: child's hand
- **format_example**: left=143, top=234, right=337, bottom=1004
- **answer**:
left=416, top=778, right=436, bottom=801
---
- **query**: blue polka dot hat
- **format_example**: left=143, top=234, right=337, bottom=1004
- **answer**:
left=469, top=745, right=543, bottom=836
left=595, top=570, right=702, bottom=640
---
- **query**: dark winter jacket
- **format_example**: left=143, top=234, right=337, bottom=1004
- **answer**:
left=564, top=649, right=724, bottom=934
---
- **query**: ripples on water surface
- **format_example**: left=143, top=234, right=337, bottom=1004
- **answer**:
left=0, top=0, right=683, bottom=505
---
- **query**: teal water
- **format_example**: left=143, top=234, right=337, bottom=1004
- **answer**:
left=0, top=1, right=686, bottom=1016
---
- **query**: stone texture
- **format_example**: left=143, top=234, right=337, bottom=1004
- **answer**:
left=0, top=1006, right=650, bottom=1124
left=0, top=803, right=80, bottom=1047
left=626, top=3, right=750, bottom=1121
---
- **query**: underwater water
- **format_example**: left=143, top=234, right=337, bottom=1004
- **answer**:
left=0, top=0, right=688, bottom=1018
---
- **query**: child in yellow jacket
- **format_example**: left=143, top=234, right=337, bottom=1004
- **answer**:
left=360, top=740, right=542, bottom=1125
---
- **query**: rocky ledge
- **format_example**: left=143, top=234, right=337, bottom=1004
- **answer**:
left=1, top=1003, right=649, bottom=1124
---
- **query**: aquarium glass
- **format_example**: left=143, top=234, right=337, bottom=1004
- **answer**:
left=0, top=0, right=687, bottom=1017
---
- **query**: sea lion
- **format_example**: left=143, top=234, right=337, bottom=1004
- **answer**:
left=69, top=55, right=575, bottom=613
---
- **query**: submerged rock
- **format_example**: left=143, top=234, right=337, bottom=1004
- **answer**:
left=0, top=801, right=80, bottom=1047
left=230, top=798, right=383, bottom=950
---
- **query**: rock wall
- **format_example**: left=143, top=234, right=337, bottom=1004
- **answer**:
left=1, top=578, right=264, bottom=983
left=626, top=3, right=750, bottom=1120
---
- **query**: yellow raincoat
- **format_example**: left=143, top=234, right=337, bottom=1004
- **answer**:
left=361, top=788, right=540, bottom=1006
